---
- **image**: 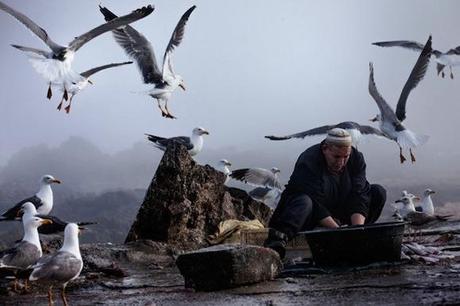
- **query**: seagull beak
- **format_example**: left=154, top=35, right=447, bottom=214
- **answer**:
left=430, top=190, right=436, bottom=194
left=202, top=130, right=209, bottom=135
left=369, top=116, right=378, bottom=122
left=52, top=179, right=62, bottom=184
left=179, top=83, right=186, bottom=91
left=414, top=196, right=421, bottom=201
left=40, top=219, right=53, bottom=225
left=88, top=79, right=94, bottom=85
left=227, top=162, right=232, bottom=167
left=394, top=199, right=402, bottom=203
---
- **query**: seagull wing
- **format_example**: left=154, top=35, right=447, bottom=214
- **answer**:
left=79, top=61, right=133, bottom=79
left=68, top=5, right=154, bottom=52
left=30, top=251, right=82, bottom=282
left=230, top=168, right=282, bottom=189
left=368, top=62, right=397, bottom=122
left=162, top=5, right=196, bottom=78
left=372, top=40, right=425, bottom=52
left=168, top=136, right=194, bottom=150
left=396, top=36, right=432, bottom=122
left=0, top=1, right=63, bottom=53
left=265, top=125, right=335, bottom=141
left=446, top=46, right=460, bottom=55
left=35, top=214, right=67, bottom=234
left=99, top=5, right=163, bottom=84
left=0, top=196, right=43, bottom=221
left=356, top=124, right=388, bottom=137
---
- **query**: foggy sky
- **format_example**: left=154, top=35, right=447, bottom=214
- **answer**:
left=1, top=0, right=460, bottom=188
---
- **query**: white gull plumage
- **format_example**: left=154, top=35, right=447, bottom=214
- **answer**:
left=145, top=127, right=209, bottom=156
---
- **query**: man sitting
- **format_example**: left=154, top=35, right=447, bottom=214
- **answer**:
left=265, top=128, right=386, bottom=258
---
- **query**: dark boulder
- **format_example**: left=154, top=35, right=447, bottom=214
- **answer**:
left=125, top=143, right=272, bottom=250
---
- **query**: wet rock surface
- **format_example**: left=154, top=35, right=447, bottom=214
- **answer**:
left=176, top=244, right=282, bottom=291
left=125, top=142, right=272, bottom=250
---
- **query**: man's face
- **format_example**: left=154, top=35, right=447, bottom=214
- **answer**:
left=322, top=144, right=352, bottom=174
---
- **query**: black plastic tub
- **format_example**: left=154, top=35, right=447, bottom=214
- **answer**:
left=300, top=221, right=406, bottom=266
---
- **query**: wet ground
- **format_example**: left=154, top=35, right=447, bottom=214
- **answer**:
left=2, top=223, right=460, bottom=305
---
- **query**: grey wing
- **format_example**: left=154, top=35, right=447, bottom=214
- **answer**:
left=68, top=5, right=154, bottom=52
left=80, top=61, right=133, bottom=79
left=265, top=125, right=335, bottom=141
left=0, top=241, right=40, bottom=269
left=169, top=136, right=193, bottom=150
left=30, top=252, right=82, bottom=283
left=0, top=1, right=63, bottom=53
left=368, top=62, right=397, bottom=122
left=99, top=5, right=163, bottom=84
left=372, top=40, right=424, bottom=52
left=446, top=46, right=460, bottom=55
left=396, top=36, right=432, bottom=122
left=1, top=195, right=43, bottom=220
left=356, top=124, right=388, bottom=137
left=10, top=44, right=49, bottom=57
left=231, top=168, right=281, bottom=189
left=162, top=6, right=196, bottom=78
left=248, top=187, right=271, bottom=200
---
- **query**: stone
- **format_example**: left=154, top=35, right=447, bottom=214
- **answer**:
left=125, top=142, right=272, bottom=250
left=175, top=244, right=282, bottom=291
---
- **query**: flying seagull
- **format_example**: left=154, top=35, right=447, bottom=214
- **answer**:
left=372, top=39, right=460, bottom=79
left=99, top=5, right=196, bottom=119
left=0, top=1, right=153, bottom=103
left=29, top=223, right=83, bottom=306
left=0, top=175, right=61, bottom=221
left=230, top=167, right=283, bottom=190
left=368, top=36, right=432, bottom=163
left=20, top=202, right=96, bottom=235
left=0, top=215, right=52, bottom=291
left=215, top=159, right=232, bottom=184
left=265, top=121, right=389, bottom=147
left=55, top=61, right=133, bottom=113
left=145, top=127, right=209, bottom=156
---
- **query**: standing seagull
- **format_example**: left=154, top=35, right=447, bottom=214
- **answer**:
left=99, top=5, right=196, bottom=119
left=55, top=61, right=133, bottom=113
left=0, top=1, right=154, bottom=102
left=248, top=187, right=282, bottom=210
left=215, top=159, right=232, bottom=184
left=230, top=167, right=283, bottom=190
left=265, top=121, right=389, bottom=147
left=372, top=39, right=460, bottom=79
left=368, top=36, right=432, bottom=163
left=0, top=175, right=61, bottom=221
left=145, top=127, right=209, bottom=156
left=395, top=195, right=449, bottom=227
left=0, top=216, right=52, bottom=291
left=415, top=188, right=436, bottom=215
left=29, top=223, right=83, bottom=306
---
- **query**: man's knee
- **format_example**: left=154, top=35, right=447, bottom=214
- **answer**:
left=371, top=184, right=386, bottom=206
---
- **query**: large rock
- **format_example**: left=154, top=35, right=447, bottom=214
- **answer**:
left=125, top=143, right=272, bottom=250
left=176, top=244, right=282, bottom=291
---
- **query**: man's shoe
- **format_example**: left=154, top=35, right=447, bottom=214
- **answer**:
left=264, top=228, right=288, bottom=259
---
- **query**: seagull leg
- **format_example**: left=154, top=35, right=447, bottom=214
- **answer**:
left=48, top=286, right=54, bottom=306
left=164, top=101, right=176, bottom=119
left=156, top=99, right=167, bottom=117
left=61, top=286, right=68, bottom=306
left=47, top=84, right=52, bottom=99
left=441, top=71, right=445, bottom=78
left=399, top=147, right=406, bottom=164
left=64, top=95, right=73, bottom=114
left=57, top=96, right=65, bottom=111
left=24, top=279, right=30, bottom=292
left=410, top=149, right=416, bottom=163
left=63, top=88, right=68, bottom=101
left=450, top=66, right=454, bottom=79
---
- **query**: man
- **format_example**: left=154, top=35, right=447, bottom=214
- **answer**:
left=264, top=128, right=386, bottom=258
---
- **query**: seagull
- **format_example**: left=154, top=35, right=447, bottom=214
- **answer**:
left=265, top=121, right=389, bottom=147
left=145, top=127, right=209, bottom=156
left=0, top=1, right=154, bottom=103
left=372, top=39, right=460, bottom=79
left=368, top=35, right=432, bottom=163
left=99, top=5, right=196, bottom=119
left=394, top=195, right=449, bottom=227
left=230, top=167, right=283, bottom=190
left=0, top=175, right=61, bottom=221
left=55, top=61, right=133, bottom=113
left=0, top=215, right=52, bottom=291
left=415, top=188, right=436, bottom=215
left=19, top=202, right=96, bottom=235
left=248, top=186, right=282, bottom=210
left=215, top=159, right=232, bottom=184
left=29, top=223, right=83, bottom=306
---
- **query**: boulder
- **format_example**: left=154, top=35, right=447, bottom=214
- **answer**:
left=176, top=244, right=282, bottom=291
left=125, top=142, right=272, bottom=250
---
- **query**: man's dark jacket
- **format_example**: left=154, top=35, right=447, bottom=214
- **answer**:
left=271, top=143, right=371, bottom=225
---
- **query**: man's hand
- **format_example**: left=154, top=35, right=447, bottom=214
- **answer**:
left=319, top=216, right=340, bottom=228
left=351, top=213, right=365, bottom=225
